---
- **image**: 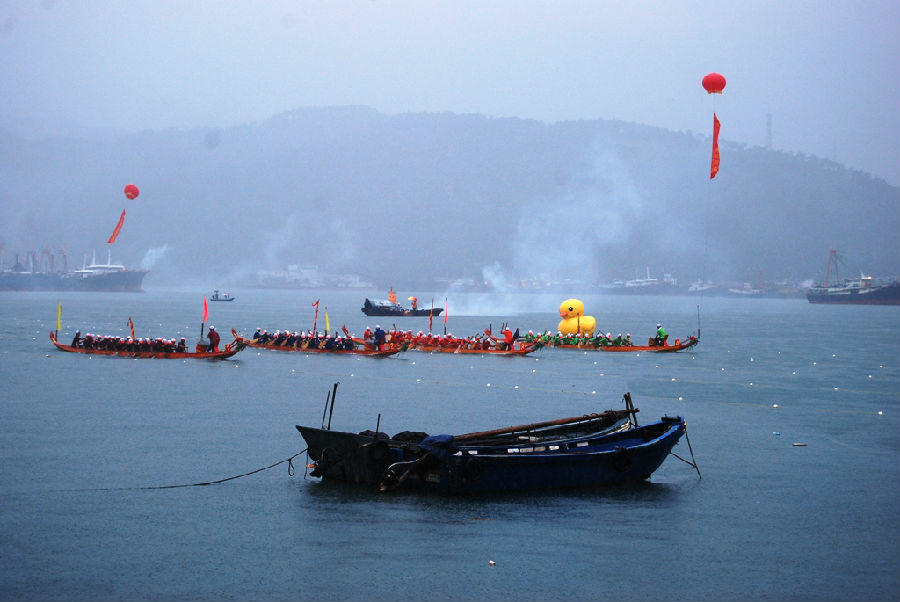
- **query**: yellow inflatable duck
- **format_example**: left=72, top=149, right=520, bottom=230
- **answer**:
left=558, top=298, right=596, bottom=335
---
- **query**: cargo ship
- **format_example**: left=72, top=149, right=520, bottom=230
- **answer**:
left=0, top=249, right=147, bottom=292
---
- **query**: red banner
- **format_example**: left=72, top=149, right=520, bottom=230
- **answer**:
left=128, top=317, right=135, bottom=339
left=203, top=297, right=209, bottom=323
left=710, top=113, right=721, bottom=179
left=107, top=209, right=126, bottom=243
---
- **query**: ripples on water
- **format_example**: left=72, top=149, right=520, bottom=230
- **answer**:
left=1, top=290, right=897, bottom=601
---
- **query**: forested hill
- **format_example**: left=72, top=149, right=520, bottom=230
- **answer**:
left=1, top=106, right=897, bottom=289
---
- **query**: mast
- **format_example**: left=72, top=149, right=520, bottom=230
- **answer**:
left=825, top=249, right=839, bottom=286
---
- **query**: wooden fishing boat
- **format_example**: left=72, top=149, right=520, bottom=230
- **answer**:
left=233, top=330, right=403, bottom=357
left=49, top=331, right=246, bottom=359
left=548, top=335, right=699, bottom=353
left=297, top=390, right=696, bottom=494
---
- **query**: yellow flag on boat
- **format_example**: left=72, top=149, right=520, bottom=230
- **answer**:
left=56, top=301, right=61, bottom=331
left=324, top=307, right=330, bottom=334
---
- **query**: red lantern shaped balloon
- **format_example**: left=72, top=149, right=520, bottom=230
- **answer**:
left=702, top=72, right=726, bottom=94
left=123, top=184, right=140, bottom=200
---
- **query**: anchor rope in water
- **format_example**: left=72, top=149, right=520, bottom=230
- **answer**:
left=45, top=449, right=308, bottom=493
left=138, top=449, right=307, bottom=490
left=670, top=424, right=701, bottom=479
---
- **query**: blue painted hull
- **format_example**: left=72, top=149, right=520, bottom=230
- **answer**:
left=413, top=417, right=684, bottom=493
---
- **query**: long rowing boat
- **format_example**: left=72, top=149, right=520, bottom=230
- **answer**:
left=49, top=331, right=246, bottom=359
left=233, top=330, right=403, bottom=357
left=548, top=335, right=699, bottom=353
left=346, top=335, right=539, bottom=356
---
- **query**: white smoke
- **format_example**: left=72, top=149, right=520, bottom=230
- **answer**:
left=505, top=146, right=645, bottom=287
left=140, top=244, right=169, bottom=270
left=481, top=261, right=514, bottom=291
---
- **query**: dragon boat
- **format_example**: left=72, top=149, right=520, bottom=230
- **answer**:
left=547, top=335, right=699, bottom=353
left=347, top=334, right=538, bottom=356
left=234, top=329, right=403, bottom=357
left=49, top=331, right=246, bottom=359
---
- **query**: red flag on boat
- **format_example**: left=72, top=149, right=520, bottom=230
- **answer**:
left=203, top=297, right=209, bottom=323
left=107, top=209, right=126, bottom=243
left=127, top=316, right=135, bottom=339
left=443, top=298, right=448, bottom=324
left=710, top=113, right=721, bottom=179
left=429, top=299, right=434, bottom=332
left=312, top=299, right=319, bottom=332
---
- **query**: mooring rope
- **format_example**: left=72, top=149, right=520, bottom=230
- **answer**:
left=670, top=424, right=701, bottom=479
left=43, top=449, right=308, bottom=493
left=137, top=449, right=307, bottom=490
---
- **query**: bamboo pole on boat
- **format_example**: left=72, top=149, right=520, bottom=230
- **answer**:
left=320, top=388, right=331, bottom=429
left=326, top=382, right=338, bottom=430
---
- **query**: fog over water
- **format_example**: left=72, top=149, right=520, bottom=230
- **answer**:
left=1, top=2, right=898, bottom=291
left=2, top=1, right=898, bottom=184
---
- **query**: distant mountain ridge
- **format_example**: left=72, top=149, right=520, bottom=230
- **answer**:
left=1, top=106, right=897, bottom=290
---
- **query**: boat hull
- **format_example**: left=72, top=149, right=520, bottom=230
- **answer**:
left=361, top=308, right=443, bottom=317
left=361, top=298, right=442, bottom=317
left=0, top=270, right=147, bottom=292
left=806, top=282, right=899, bottom=305
left=438, top=422, right=683, bottom=493
left=407, top=343, right=540, bottom=355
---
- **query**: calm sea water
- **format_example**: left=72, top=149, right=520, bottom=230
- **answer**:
left=1, top=289, right=898, bottom=601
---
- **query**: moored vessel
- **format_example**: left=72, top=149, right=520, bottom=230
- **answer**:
left=0, top=249, right=146, bottom=292
left=361, top=289, right=442, bottom=317
left=806, top=250, right=899, bottom=305
left=297, top=389, right=697, bottom=494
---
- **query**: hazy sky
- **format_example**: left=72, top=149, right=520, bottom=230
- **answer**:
left=2, top=0, right=898, bottom=186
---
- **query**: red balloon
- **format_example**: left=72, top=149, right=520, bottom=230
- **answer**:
left=123, top=184, right=140, bottom=200
left=702, top=72, right=726, bottom=94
